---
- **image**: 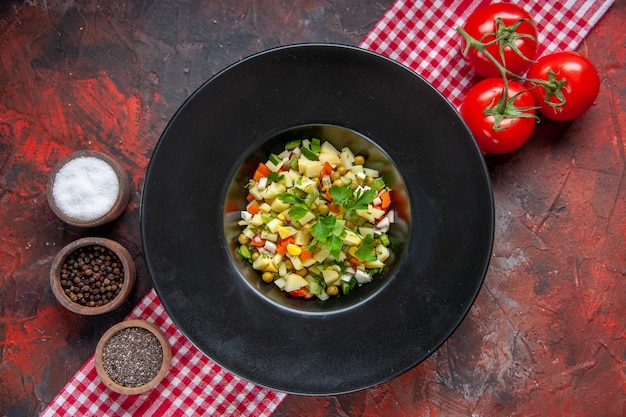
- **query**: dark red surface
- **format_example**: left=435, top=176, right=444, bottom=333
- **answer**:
left=0, top=1, right=624, bottom=416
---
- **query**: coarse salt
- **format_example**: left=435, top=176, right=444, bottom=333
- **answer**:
left=52, top=156, right=120, bottom=221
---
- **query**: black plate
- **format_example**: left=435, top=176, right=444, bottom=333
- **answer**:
left=141, top=43, right=494, bottom=395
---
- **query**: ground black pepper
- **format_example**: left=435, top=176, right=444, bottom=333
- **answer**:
left=59, top=245, right=124, bottom=307
left=102, top=326, right=163, bottom=387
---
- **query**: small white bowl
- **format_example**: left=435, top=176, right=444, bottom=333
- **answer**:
left=47, top=150, right=130, bottom=227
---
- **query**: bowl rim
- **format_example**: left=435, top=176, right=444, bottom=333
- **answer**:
left=94, top=319, right=172, bottom=395
left=223, top=123, right=411, bottom=314
left=141, top=42, right=495, bottom=395
left=49, top=237, right=136, bottom=315
left=46, top=150, right=131, bottom=227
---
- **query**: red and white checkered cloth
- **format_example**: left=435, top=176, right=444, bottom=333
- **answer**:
left=43, top=1, right=612, bottom=416
left=42, top=289, right=284, bottom=417
left=360, top=0, right=613, bottom=108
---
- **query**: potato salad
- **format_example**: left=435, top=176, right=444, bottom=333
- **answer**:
left=237, top=139, right=395, bottom=300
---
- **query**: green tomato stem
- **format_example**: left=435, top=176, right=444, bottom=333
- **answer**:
left=455, top=25, right=555, bottom=90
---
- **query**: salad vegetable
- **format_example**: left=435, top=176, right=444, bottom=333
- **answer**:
left=237, top=139, right=395, bottom=300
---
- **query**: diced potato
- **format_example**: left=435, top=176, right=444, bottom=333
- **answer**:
left=262, top=181, right=286, bottom=202
left=278, top=261, right=288, bottom=277
left=355, top=205, right=385, bottom=223
left=260, top=230, right=277, bottom=242
left=284, top=273, right=308, bottom=292
left=376, top=244, right=390, bottom=262
left=265, top=261, right=278, bottom=272
left=252, top=256, right=271, bottom=271
left=242, top=227, right=256, bottom=239
left=281, top=210, right=293, bottom=223
left=249, top=213, right=264, bottom=226
left=270, top=198, right=290, bottom=213
left=298, top=211, right=316, bottom=225
left=356, top=209, right=374, bottom=222
left=342, top=172, right=357, bottom=185
left=313, top=248, right=330, bottom=262
left=287, top=169, right=300, bottom=180
left=283, top=170, right=298, bottom=187
left=350, top=165, right=364, bottom=175
left=258, top=202, right=271, bottom=212
left=363, top=167, right=379, bottom=178
left=364, top=260, right=384, bottom=269
left=298, top=158, right=322, bottom=178
left=305, top=275, right=328, bottom=300
left=302, top=258, right=316, bottom=268
left=248, top=185, right=263, bottom=200
left=322, top=268, right=340, bottom=285
left=273, top=253, right=284, bottom=265
left=359, top=226, right=375, bottom=237
left=320, top=141, right=339, bottom=154
left=305, top=267, right=318, bottom=278
left=294, top=231, right=310, bottom=246
left=295, top=176, right=317, bottom=193
left=265, top=160, right=279, bottom=172
left=266, top=218, right=283, bottom=233
left=319, top=152, right=340, bottom=166
left=372, top=207, right=386, bottom=220
left=342, top=229, right=362, bottom=246
left=253, top=256, right=278, bottom=273
left=286, top=253, right=304, bottom=270
left=340, top=147, right=355, bottom=169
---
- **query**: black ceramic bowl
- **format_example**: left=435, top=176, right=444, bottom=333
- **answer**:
left=141, top=43, right=494, bottom=395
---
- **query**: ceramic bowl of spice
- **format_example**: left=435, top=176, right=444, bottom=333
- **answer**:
left=95, top=319, right=172, bottom=395
left=50, top=237, right=136, bottom=315
left=47, top=150, right=131, bottom=227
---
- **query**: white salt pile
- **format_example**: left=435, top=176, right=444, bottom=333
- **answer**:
left=52, top=156, right=120, bottom=221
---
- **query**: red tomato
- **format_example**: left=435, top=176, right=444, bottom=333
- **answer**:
left=288, top=287, right=311, bottom=298
left=526, top=51, right=600, bottom=121
left=461, top=3, right=538, bottom=77
left=460, top=78, right=536, bottom=154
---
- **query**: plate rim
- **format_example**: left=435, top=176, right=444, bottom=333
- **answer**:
left=141, top=42, right=494, bottom=394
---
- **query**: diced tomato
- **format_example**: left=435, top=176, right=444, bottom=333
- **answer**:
left=349, top=257, right=361, bottom=266
left=300, top=248, right=313, bottom=260
left=247, top=193, right=255, bottom=202
left=380, top=191, right=391, bottom=210
left=325, top=189, right=333, bottom=202
left=330, top=202, right=341, bottom=213
left=288, top=287, right=310, bottom=298
left=276, top=236, right=295, bottom=255
left=321, top=161, right=333, bottom=176
left=253, top=162, right=271, bottom=182
left=246, top=200, right=260, bottom=215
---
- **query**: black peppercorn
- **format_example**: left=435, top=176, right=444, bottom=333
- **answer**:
left=59, top=245, right=124, bottom=307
